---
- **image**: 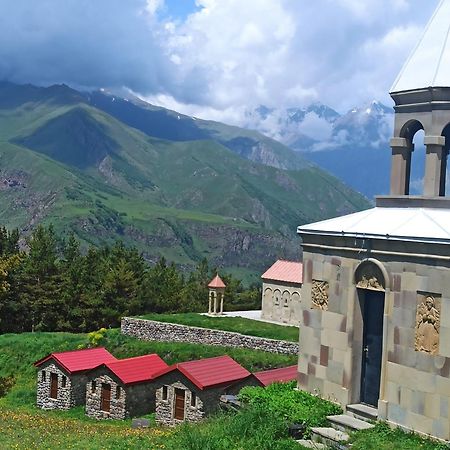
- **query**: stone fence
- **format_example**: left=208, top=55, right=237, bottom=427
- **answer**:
left=121, top=317, right=299, bottom=355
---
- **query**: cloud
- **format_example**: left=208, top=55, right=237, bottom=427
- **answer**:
left=0, top=0, right=441, bottom=123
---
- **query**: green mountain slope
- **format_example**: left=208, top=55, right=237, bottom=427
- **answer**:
left=0, top=82, right=370, bottom=281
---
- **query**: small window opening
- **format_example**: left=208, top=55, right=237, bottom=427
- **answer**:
left=162, top=385, right=168, bottom=401
left=41, top=371, right=46, bottom=382
left=116, top=386, right=121, bottom=399
left=61, top=375, right=67, bottom=388
left=91, top=380, right=96, bottom=392
left=191, top=392, right=196, bottom=407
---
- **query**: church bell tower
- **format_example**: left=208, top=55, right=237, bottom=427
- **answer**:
left=386, top=0, right=450, bottom=200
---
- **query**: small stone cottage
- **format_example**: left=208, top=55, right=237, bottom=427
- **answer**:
left=34, top=347, right=116, bottom=410
left=85, top=354, right=168, bottom=420
left=154, top=355, right=257, bottom=426
left=261, top=260, right=303, bottom=325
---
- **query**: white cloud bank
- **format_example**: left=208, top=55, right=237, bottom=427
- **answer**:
left=0, top=0, right=440, bottom=124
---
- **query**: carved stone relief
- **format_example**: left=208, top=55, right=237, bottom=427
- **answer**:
left=355, top=262, right=385, bottom=291
left=311, top=280, right=329, bottom=311
left=415, top=293, right=441, bottom=355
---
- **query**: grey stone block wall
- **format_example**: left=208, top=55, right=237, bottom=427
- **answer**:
left=85, top=374, right=127, bottom=420
left=36, top=362, right=87, bottom=410
left=121, top=317, right=299, bottom=355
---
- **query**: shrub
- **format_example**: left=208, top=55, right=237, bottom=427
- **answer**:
left=87, top=327, right=108, bottom=347
left=0, top=376, right=15, bottom=398
left=239, top=381, right=342, bottom=437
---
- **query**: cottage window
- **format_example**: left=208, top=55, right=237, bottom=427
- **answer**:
left=191, top=392, right=196, bottom=407
left=91, top=380, right=96, bottom=392
left=61, top=375, right=67, bottom=388
left=116, top=386, right=121, bottom=399
left=284, top=297, right=289, bottom=307
left=41, top=371, right=46, bottom=382
left=162, top=385, right=168, bottom=401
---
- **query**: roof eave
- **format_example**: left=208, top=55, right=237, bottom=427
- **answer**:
left=298, top=228, right=450, bottom=245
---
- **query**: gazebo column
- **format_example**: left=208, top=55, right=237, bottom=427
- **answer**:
left=424, top=136, right=446, bottom=197
left=219, top=293, right=224, bottom=315
left=390, top=137, right=412, bottom=195
left=208, top=293, right=212, bottom=314
left=213, top=292, right=218, bottom=315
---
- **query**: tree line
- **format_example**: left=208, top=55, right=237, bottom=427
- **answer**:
left=0, top=225, right=260, bottom=334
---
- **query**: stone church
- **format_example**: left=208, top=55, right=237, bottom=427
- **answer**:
left=297, top=0, right=450, bottom=440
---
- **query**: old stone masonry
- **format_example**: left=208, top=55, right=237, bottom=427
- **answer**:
left=121, top=318, right=299, bottom=355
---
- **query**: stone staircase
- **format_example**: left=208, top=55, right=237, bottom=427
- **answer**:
left=297, top=404, right=377, bottom=449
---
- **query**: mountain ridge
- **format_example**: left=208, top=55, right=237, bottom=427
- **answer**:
left=0, top=81, right=370, bottom=281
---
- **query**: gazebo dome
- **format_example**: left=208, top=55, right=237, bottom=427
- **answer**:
left=391, top=0, right=450, bottom=93
left=208, top=274, right=226, bottom=289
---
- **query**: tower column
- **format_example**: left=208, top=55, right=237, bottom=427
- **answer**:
left=424, top=136, right=446, bottom=197
left=390, top=138, right=412, bottom=195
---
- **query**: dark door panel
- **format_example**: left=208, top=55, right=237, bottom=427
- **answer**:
left=361, top=290, right=384, bottom=407
left=174, top=388, right=185, bottom=420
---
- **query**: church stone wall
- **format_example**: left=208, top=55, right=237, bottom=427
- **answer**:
left=261, top=281, right=302, bottom=325
left=298, top=235, right=450, bottom=440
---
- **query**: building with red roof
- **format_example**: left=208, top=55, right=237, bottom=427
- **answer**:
left=261, top=260, right=303, bottom=325
left=34, top=347, right=116, bottom=410
left=253, top=365, right=298, bottom=386
left=154, top=355, right=258, bottom=425
left=85, top=354, right=169, bottom=420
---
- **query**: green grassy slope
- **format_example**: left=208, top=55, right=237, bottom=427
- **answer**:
left=0, top=82, right=371, bottom=278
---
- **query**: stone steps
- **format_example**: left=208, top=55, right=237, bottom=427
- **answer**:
left=327, top=413, right=375, bottom=433
left=310, top=427, right=349, bottom=449
left=346, top=403, right=378, bottom=423
left=296, top=439, right=327, bottom=449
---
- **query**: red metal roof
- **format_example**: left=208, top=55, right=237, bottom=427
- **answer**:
left=155, top=356, right=250, bottom=390
left=261, top=260, right=303, bottom=284
left=253, top=365, right=298, bottom=386
left=101, top=354, right=169, bottom=385
left=34, top=347, right=116, bottom=374
left=208, top=274, right=226, bottom=289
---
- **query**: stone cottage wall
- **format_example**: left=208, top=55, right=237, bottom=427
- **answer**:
left=85, top=374, right=127, bottom=420
left=36, top=362, right=86, bottom=410
left=121, top=318, right=298, bottom=355
left=155, top=371, right=257, bottom=426
left=261, top=280, right=302, bottom=325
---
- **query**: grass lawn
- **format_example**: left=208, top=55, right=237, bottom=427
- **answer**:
left=137, top=312, right=299, bottom=342
left=350, top=422, right=448, bottom=450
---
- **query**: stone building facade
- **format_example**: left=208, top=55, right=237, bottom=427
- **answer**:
left=34, top=347, right=116, bottom=411
left=154, top=356, right=257, bottom=426
left=36, top=362, right=88, bottom=410
left=297, top=2, right=450, bottom=440
left=85, top=354, right=168, bottom=420
left=85, top=371, right=159, bottom=420
left=261, top=260, right=302, bottom=325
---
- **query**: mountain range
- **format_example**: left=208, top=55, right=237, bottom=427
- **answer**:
left=243, top=100, right=427, bottom=199
left=0, top=81, right=369, bottom=282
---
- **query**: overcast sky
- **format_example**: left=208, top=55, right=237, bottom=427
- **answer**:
left=0, top=0, right=440, bottom=123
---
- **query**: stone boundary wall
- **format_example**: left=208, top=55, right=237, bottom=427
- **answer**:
left=121, top=317, right=299, bottom=355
